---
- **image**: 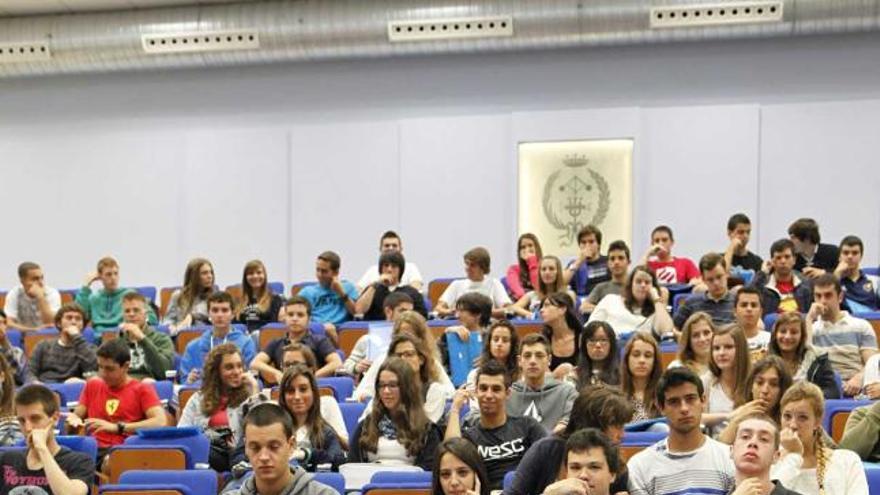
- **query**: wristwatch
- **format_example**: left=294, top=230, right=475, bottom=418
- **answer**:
left=117, top=422, right=125, bottom=435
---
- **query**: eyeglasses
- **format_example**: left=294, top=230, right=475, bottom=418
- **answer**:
left=394, top=350, right=418, bottom=359
left=587, top=338, right=610, bottom=346
left=377, top=382, right=399, bottom=390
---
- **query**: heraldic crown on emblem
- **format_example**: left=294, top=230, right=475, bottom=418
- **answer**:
left=542, top=154, right=612, bottom=247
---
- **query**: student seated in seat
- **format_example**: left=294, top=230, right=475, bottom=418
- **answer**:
left=357, top=230, right=424, bottom=292
left=75, top=256, right=158, bottom=333
left=343, top=291, right=414, bottom=378
left=355, top=250, right=427, bottom=320
left=432, top=438, right=491, bottom=495
left=235, top=260, right=286, bottom=333
left=65, top=339, right=166, bottom=466
left=178, top=343, right=260, bottom=472
left=298, top=251, right=359, bottom=347
left=542, top=428, right=621, bottom=495
left=116, top=292, right=174, bottom=383
left=0, top=309, right=33, bottom=385
left=4, top=261, right=62, bottom=332
left=562, top=225, right=610, bottom=298
left=835, top=235, right=880, bottom=312
left=163, top=257, right=216, bottom=335
left=723, top=213, right=763, bottom=286
left=641, top=225, right=701, bottom=287
left=180, top=291, right=256, bottom=385
left=250, top=296, right=340, bottom=381
left=349, top=357, right=443, bottom=470
left=30, top=303, right=97, bottom=384
left=434, top=247, right=512, bottom=319
left=445, top=360, right=546, bottom=491
left=0, top=384, right=94, bottom=494
left=226, top=402, right=337, bottom=495
left=788, top=217, right=839, bottom=279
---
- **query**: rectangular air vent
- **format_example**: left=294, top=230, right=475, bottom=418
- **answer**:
left=388, top=16, right=513, bottom=42
left=650, top=2, right=784, bottom=29
left=0, top=42, right=51, bottom=63
left=142, top=30, right=259, bottom=54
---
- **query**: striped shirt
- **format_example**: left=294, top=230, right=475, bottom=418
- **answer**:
left=627, top=436, right=735, bottom=495
left=812, top=312, right=877, bottom=381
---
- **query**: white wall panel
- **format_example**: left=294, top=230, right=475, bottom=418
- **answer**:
left=0, top=131, right=185, bottom=290
left=640, top=105, right=760, bottom=262
left=180, top=130, right=289, bottom=288
left=288, top=121, right=400, bottom=284
left=399, top=115, right=513, bottom=281
left=759, top=101, right=880, bottom=266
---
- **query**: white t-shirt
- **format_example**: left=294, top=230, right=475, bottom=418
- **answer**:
left=3, top=285, right=61, bottom=328
left=746, top=330, right=771, bottom=351
left=770, top=449, right=868, bottom=495
left=627, top=436, right=735, bottom=495
left=357, top=262, right=424, bottom=291
left=587, top=294, right=654, bottom=336
left=702, top=373, right=734, bottom=437
left=863, top=352, right=880, bottom=386
left=439, top=278, right=511, bottom=308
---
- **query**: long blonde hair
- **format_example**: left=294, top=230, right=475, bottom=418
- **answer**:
left=393, top=311, right=439, bottom=362
left=677, top=312, right=715, bottom=371
left=780, top=382, right=830, bottom=493
left=179, top=257, right=214, bottom=317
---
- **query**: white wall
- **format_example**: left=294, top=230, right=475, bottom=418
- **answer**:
left=1, top=33, right=879, bottom=291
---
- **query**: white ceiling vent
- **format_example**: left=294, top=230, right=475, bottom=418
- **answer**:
left=388, top=16, right=513, bottom=42
left=0, top=41, right=51, bottom=63
left=650, top=1, right=784, bottom=29
left=142, top=30, right=259, bottom=54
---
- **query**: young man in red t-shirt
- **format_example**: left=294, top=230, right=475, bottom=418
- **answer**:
left=642, top=225, right=701, bottom=286
left=66, top=338, right=166, bottom=466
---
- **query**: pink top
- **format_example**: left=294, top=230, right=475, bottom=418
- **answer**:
left=506, top=255, right=540, bottom=299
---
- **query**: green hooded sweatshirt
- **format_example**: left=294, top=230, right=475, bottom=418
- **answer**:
left=75, top=286, right=158, bottom=330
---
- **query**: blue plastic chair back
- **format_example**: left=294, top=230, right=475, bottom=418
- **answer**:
left=125, top=427, right=208, bottom=466
left=447, top=332, right=482, bottom=387
left=100, top=483, right=192, bottom=494
left=314, top=472, right=345, bottom=494
left=339, top=401, right=366, bottom=440
left=134, top=286, right=157, bottom=302
left=503, top=471, right=516, bottom=490
left=371, top=471, right=432, bottom=484
left=268, top=281, right=285, bottom=295
left=149, top=380, right=174, bottom=403
left=5, top=329, right=22, bottom=348
left=318, top=376, right=354, bottom=400
left=363, top=482, right=431, bottom=494
left=763, top=313, right=780, bottom=331
left=864, top=267, right=880, bottom=276
left=47, top=382, right=85, bottom=407
left=823, top=399, right=873, bottom=434
left=309, top=322, right=327, bottom=337
left=47, top=435, right=98, bottom=461
left=120, top=470, right=217, bottom=495
left=622, top=430, right=668, bottom=444
left=866, top=463, right=880, bottom=494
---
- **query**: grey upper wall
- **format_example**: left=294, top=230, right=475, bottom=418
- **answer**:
left=0, top=32, right=878, bottom=289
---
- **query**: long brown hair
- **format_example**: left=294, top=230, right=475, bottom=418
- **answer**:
left=240, top=259, right=273, bottom=315
left=676, top=312, right=715, bottom=370
left=709, top=324, right=752, bottom=405
left=278, top=364, right=333, bottom=450
left=517, top=233, right=543, bottom=291
left=479, top=320, right=520, bottom=382
left=768, top=312, right=809, bottom=362
left=199, top=343, right=251, bottom=415
left=179, top=257, right=214, bottom=317
left=619, top=332, right=662, bottom=418
left=359, top=357, right=431, bottom=457
left=0, top=354, right=15, bottom=417
left=744, top=356, right=793, bottom=420
left=537, top=255, right=565, bottom=297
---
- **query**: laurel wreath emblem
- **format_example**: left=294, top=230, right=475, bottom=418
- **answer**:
left=541, top=167, right=611, bottom=245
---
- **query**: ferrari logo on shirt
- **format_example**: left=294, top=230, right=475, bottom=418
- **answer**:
left=105, top=399, right=120, bottom=416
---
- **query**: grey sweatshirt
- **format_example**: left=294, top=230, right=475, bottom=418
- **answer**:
left=506, top=376, right=577, bottom=431
left=227, top=466, right=337, bottom=495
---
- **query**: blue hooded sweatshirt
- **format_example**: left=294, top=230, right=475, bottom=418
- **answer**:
left=179, top=326, right=256, bottom=378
